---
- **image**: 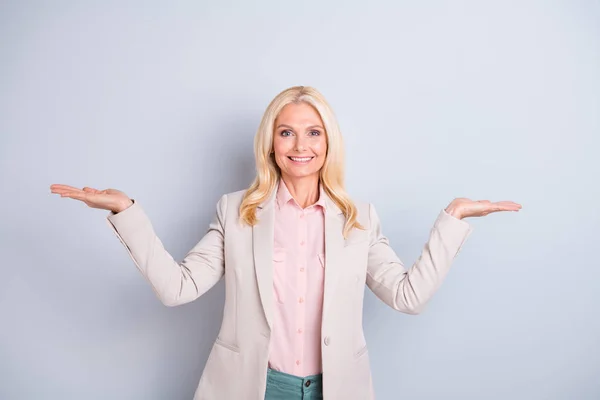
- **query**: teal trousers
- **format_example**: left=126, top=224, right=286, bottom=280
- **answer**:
left=264, top=368, right=323, bottom=400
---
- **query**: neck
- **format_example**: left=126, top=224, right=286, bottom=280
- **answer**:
left=280, top=175, right=320, bottom=209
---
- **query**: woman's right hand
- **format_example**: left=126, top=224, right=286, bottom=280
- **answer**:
left=50, top=184, right=133, bottom=213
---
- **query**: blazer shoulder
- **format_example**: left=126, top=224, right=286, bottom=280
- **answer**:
left=217, top=188, right=248, bottom=220
left=222, top=188, right=248, bottom=205
left=352, top=199, right=371, bottom=228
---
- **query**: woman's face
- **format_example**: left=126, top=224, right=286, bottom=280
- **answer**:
left=272, top=102, right=327, bottom=181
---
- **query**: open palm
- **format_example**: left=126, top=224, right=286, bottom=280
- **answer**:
left=50, top=184, right=132, bottom=213
left=446, top=197, right=522, bottom=219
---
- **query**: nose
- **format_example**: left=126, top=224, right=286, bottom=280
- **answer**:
left=294, top=136, right=307, bottom=152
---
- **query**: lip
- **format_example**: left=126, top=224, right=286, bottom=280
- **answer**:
left=287, top=156, right=315, bottom=164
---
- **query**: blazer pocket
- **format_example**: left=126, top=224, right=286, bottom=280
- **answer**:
left=215, top=337, right=241, bottom=354
left=272, top=250, right=287, bottom=304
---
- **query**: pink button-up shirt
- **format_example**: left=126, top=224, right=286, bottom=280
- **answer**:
left=268, top=179, right=327, bottom=377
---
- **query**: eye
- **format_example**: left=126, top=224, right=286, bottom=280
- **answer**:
left=280, top=130, right=293, bottom=137
left=309, top=130, right=321, bottom=136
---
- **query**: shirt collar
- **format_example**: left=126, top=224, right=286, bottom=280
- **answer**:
left=276, top=178, right=327, bottom=211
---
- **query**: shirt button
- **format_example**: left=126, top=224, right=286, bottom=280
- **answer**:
left=300, top=214, right=304, bottom=219
left=299, top=297, right=304, bottom=303
left=305, top=380, right=311, bottom=387
left=296, top=360, right=301, bottom=365
left=297, top=328, right=303, bottom=334
left=300, top=240, right=305, bottom=246
left=324, top=336, right=330, bottom=346
left=300, top=267, right=305, bottom=272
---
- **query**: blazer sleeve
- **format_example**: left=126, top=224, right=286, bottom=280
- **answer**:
left=365, top=203, right=473, bottom=314
left=105, top=194, right=227, bottom=307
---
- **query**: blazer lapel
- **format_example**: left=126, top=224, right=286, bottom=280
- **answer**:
left=253, top=183, right=278, bottom=331
left=322, top=195, right=346, bottom=322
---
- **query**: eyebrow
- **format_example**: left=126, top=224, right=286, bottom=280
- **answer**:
left=276, top=124, right=324, bottom=130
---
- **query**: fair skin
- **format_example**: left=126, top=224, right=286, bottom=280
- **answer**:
left=50, top=101, right=522, bottom=218
left=272, top=102, right=327, bottom=209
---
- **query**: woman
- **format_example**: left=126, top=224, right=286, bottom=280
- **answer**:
left=50, top=86, right=521, bottom=399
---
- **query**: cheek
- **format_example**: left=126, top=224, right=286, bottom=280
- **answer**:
left=273, top=138, right=290, bottom=156
left=313, top=138, right=327, bottom=156
left=273, top=139, right=291, bottom=168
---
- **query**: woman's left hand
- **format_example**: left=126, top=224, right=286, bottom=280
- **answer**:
left=445, top=198, right=522, bottom=220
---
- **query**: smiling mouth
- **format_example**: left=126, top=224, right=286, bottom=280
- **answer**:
left=288, top=156, right=315, bottom=164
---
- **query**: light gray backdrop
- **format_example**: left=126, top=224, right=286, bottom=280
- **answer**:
left=1, top=1, right=599, bottom=399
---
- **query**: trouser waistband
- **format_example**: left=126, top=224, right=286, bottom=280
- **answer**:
left=266, top=368, right=323, bottom=392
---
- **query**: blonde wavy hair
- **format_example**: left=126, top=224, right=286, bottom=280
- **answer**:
left=239, top=85, right=365, bottom=239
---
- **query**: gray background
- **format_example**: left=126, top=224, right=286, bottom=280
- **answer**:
left=1, top=1, right=599, bottom=399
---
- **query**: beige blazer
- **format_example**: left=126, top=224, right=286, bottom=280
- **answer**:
left=105, top=181, right=473, bottom=399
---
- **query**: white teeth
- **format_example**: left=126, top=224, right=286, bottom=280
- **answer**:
left=290, top=157, right=312, bottom=162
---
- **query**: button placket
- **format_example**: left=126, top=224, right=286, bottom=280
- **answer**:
left=295, top=206, right=307, bottom=375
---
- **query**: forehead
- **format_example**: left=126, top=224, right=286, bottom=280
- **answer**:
left=275, top=102, right=323, bottom=127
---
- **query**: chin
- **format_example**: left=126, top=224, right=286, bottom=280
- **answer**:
left=284, top=168, right=321, bottom=180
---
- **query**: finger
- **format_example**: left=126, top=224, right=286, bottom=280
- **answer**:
left=82, top=187, right=100, bottom=193
left=493, top=201, right=522, bottom=210
left=490, top=204, right=521, bottom=212
left=64, top=190, right=97, bottom=203
left=50, top=184, right=82, bottom=191
left=494, top=201, right=522, bottom=207
left=51, top=187, right=84, bottom=195
left=51, top=187, right=83, bottom=195
left=60, top=191, right=88, bottom=201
